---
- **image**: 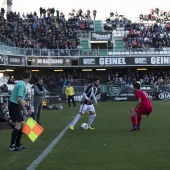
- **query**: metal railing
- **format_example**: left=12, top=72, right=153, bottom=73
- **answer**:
left=100, top=84, right=170, bottom=94
left=0, top=45, right=170, bottom=56
left=0, top=35, right=16, bottom=47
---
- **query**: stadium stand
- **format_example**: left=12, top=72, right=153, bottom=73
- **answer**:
left=0, top=9, right=94, bottom=53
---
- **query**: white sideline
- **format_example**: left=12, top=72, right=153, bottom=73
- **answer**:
left=27, top=123, right=71, bottom=170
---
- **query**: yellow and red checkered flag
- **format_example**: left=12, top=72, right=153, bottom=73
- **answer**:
left=22, top=117, right=44, bottom=142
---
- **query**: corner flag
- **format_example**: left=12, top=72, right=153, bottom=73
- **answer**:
left=22, top=117, right=44, bottom=142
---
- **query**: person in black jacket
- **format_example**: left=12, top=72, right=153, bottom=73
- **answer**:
left=33, top=77, right=46, bottom=125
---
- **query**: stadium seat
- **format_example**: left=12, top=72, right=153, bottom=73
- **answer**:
left=147, top=87, right=151, bottom=90
left=142, top=87, right=146, bottom=90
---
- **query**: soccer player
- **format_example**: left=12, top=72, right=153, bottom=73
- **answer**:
left=129, top=83, right=153, bottom=131
left=69, top=77, right=100, bottom=131
left=65, top=83, right=76, bottom=109
left=8, top=70, right=32, bottom=151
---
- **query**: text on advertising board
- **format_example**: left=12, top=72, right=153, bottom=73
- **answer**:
left=99, top=57, right=126, bottom=65
left=83, top=58, right=95, bottom=65
left=151, top=57, right=170, bottom=64
left=92, top=33, right=111, bottom=40
left=135, top=58, right=147, bottom=64
left=158, top=92, right=170, bottom=100
left=7, top=56, right=23, bottom=65
left=37, top=59, right=63, bottom=64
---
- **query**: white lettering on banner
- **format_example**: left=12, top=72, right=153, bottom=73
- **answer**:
left=99, top=58, right=126, bottom=65
left=83, top=59, right=95, bottom=64
left=37, top=59, right=63, bottom=64
left=151, top=57, right=169, bottom=64
left=10, top=58, right=20, bottom=63
left=74, top=95, right=83, bottom=102
left=92, top=33, right=111, bottom=40
left=114, top=97, right=127, bottom=101
left=159, top=92, right=170, bottom=100
left=135, top=58, right=147, bottom=64
left=38, top=59, right=42, bottom=63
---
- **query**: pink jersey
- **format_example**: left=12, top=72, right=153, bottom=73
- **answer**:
left=135, top=90, right=152, bottom=108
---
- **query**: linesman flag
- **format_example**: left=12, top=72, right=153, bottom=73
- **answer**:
left=22, top=117, right=44, bottom=142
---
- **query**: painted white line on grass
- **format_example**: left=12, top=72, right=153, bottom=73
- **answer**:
left=27, top=123, right=71, bottom=170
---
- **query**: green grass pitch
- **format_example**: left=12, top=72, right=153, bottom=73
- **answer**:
left=0, top=101, right=170, bottom=170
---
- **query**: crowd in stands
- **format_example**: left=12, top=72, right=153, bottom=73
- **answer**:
left=2, top=6, right=170, bottom=53
left=106, top=70, right=170, bottom=87
left=139, top=7, right=170, bottom=23
left=31, top=70, right=86, bottom=88
left=103, top=11, right=127, bottom=31
left=123, top=22, right=170, bottom=51
left=102, top=8, right=170, bottom=51
left=134, top=9, right=170, bottom=51
left=0, top=7, right=95, bottom=54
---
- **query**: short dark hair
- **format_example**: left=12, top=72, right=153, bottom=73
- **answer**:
left=133, top=83, right=140, bottom=89
left=36, top=77, right=43, bottom=82
left=23, top=70, right=32, bottom=79
left=93, top=77, right=100, bottom=82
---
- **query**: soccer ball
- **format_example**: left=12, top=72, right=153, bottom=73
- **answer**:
left=81, top=123, right=88, bottom=130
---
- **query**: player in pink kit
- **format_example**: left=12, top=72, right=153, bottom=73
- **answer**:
left=129, top=83, right=153, bottom=131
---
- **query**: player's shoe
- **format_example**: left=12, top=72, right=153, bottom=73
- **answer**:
left=88, top=126, right=95, bottom=130
left=69, top=125, right=74, bottom=131
left=19, top=145, right=27, bottom=149
left=9, top=145, right=22, bottom=152
left=136, top=126, right=140, bottom=130
left=129, top=126, right=137, bottom=132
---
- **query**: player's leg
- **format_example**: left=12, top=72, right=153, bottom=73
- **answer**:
left=71, top=96, right=76, bottom=108
left=68, top=96, right=71, bottom=108
left=16, top=119, right=26, bottom=149
left=33, top=101, right=38, bottom=121
left=9, top=103, right=22, bottom=151
left=37, top=102, right=43, bottom=125
left=88, top=105, right=96, bottom=130
left=130, top=107, right=144, bottom=131
left=137, top=115, right=142, bottom=129
left=129, top=110, right=138, bottom=131
left=69, top=104, right=87, bottom=130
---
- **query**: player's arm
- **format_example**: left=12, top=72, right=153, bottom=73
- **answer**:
left=72, top=87, right=74, bottom=95
left=65, top=88, right=68, bottom=97
left=42, top=86, right=46, bottom=95
left=92, top=93, right=98, bottom=106
left=83, top=93, right=92, bottom=102
left=34, top=85, right=45, bottom=95
left=17, top=96, right=29, bottom=117
left=83, top=85, right=92, bottom=102
left=134, top=98, right=142, bottom=109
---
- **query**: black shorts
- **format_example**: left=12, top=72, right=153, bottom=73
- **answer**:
left=9, top=102, right=24, bottom=123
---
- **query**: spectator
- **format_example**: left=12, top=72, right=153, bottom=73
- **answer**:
left=93, top=9, right=97, bottom=20
left=1, top=84, right=8, bottom=93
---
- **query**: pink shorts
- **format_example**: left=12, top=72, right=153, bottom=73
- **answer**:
left=134, top=107, right=152, bottom=115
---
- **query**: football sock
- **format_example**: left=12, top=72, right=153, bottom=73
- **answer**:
left=131, top=116, right=136, bottom=127
left=71, top=114, right=81, bottom=126
left=88, top=114, right=96, bottom=126
left=16, top=130, right=23, bottom=147
left=10, top=128, right=19, bottom=147
left=137, top=115, right=142, bottom=127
